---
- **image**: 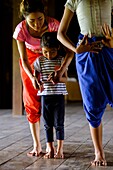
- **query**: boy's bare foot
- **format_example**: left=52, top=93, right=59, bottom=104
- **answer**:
left=91, top=152, right=107, bottom=166
left=46, top=147, right=56, bottom=153
left=54, top=152, right=64, bottom=159
left=44, top=150, right=54, bottom=159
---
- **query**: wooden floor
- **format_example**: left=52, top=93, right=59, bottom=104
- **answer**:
left=0, top=102, right=113, bottom=170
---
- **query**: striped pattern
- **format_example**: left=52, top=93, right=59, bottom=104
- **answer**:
left=34, top=56, right=68, bottom=95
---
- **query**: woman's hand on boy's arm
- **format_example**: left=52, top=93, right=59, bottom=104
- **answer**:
left=47, top=49, right=73, bottom=84
left=47, top=70, right=67, bottom=84
left=47, top=71, right=59, bottom=84
left=58, top=70, right=67, bottom=83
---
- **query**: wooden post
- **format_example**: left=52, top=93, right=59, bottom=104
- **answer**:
left=12, top=0, right=23, bottom=115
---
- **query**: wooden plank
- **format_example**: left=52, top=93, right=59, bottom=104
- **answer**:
left=0, top=103, right=113, bottom=170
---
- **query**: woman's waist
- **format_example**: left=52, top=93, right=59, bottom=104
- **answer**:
left=80, top=31, right=104, bottom=38
left=25, top=48, right=42, bottom=64
left=26, top=47, right=42, bottom=54
left=77, top=33, right=105, bottom=48
left=78, top=33, right=104, bottom=42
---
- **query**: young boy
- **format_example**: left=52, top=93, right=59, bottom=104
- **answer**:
left=33, top=32, right=68, bottom=159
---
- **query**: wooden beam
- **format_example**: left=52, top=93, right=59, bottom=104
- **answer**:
left=12, top=0, right=23, bottom=115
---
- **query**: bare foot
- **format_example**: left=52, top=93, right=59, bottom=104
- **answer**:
left=91, top=152, right=107, bottom=166
left=44, top=149, right=54, bottom=159
left=27, top=146, right=42, bottom=157
left=91, top=160, right=107, bottom=166
left=54, top=152, right=64, bottom=159
left=46, top=147, right=56, bottom=153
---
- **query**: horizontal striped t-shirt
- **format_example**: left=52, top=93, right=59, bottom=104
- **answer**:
left=34, top=55, right=68, bottom=96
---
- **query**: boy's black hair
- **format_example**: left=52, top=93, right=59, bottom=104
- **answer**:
left=41, top=32, right=59, bottom=48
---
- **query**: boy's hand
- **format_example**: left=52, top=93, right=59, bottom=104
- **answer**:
left=47, top=69, right=62, bottom=84
left=47, top=71, right=57, bottom=84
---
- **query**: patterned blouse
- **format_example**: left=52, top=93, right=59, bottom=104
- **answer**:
left=65, top=0, right=113, bottom=37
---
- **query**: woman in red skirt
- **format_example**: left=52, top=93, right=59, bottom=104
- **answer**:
left=13, top=0, right=60, bottom=156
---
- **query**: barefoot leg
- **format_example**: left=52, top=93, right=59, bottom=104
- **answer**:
left=46, top=142, right=56, bottom=153
left=44, top=142, right=54, bottom=159
left=27, top=121, right=42, bottom=157
left=54, top=140, right=64, bottom=159
left=89, top=123, right=107, bottom=166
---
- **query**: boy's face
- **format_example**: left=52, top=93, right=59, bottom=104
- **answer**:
left=42, top=47, right=58, bottom=60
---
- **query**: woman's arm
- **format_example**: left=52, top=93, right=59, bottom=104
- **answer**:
left=16, top=40, right=39, bottom=88
left=57, top=7, right=76, bottom=53
left=59, top=69, right=68, bottom=83
left=48, top=6, right=102, bottom=83
left=16, top=40, right=34, bottom=79
left=57, top=7, right=101, bottom=77
left=57, top=7, right=101, bottom=54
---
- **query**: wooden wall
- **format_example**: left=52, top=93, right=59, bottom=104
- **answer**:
left=0, top=1, right=13, bottom=109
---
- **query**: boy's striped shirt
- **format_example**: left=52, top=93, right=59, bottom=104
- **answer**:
left=34, top=55, right=68, bottom=95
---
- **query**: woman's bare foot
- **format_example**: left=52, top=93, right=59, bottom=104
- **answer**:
left=27, top=146, right=42, bottom=157
left=91, top=152, right=107, bottom=166
left=44, top=149, right=54, bottom=159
